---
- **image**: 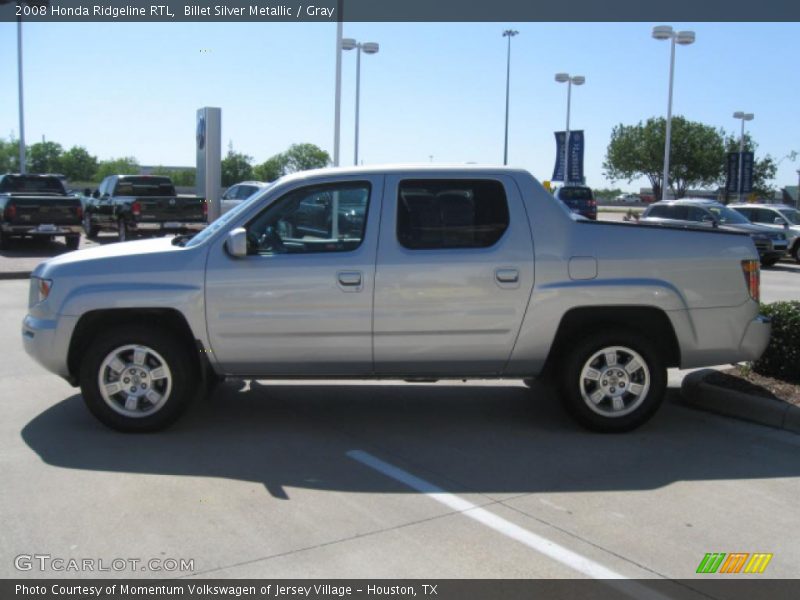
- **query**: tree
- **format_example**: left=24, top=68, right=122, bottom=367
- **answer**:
left=95, top=157, right=139, bottom=181
left=0, top=138, right=19, bottom=173
left=151, top=166, right=196, bottom=186
left=60, top=146, right=98, bottom=181
left=28, top=141, right=64, bottom=174
left=722, top=133, right=777, bottom=200
left=253, top=154, right=289, bottom=182
left=604, top=116, right=725, bottom=199
left=221, top=145, right=253, bottom=186
left=252, top=143, right=330, bottom=183
left=283, top=143, right=330, bottom=173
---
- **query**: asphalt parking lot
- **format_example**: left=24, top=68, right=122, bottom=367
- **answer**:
left=1, top=258, right=799, bottom=581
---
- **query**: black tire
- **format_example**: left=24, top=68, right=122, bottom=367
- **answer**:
left=83, top=213, right=99, bottom=239
left=0, top=230, right=8, bottom=250
left=792, top=243, right=800, bottom=264
left=118, top=219, right=130, bottom=242
left=557, top=330, right=666, bottom=432
left=760, top=257, right=780, bottom=267
left=79, top=324, right=199, bottom=432
left=65, top=235, right=80, bottom=251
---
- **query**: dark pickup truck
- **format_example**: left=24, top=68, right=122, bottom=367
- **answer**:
left=0, top=173, right=83, bottom=250
left=83, top=175, right=207, bottom=241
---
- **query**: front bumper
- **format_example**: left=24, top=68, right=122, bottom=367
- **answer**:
left=22, top=313, right=79, bottom=383
left=738, top=314, right=772, bottom=362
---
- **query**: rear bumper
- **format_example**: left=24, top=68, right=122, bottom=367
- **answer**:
left=133, top=221, right=206, bottom=232
left=1, top=224, right=81, bottom=236
left=739, top=314, right=772, bottom=362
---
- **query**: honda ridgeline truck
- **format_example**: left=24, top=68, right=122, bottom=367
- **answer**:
left=22, top=166, right=770, bottom=433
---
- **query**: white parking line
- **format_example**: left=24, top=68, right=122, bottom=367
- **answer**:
left=347, top=450, right=677, bottom=599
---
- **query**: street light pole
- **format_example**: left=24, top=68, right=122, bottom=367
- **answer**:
left=502, top=29, right=518, bottom=166
left=652, top=26, right=695, bottom=201
left=733, top=111, right=755, bottom=203
left=342, top=38, right=379, bottom=166
left=333, top=18, right=343, bottom=167
left=555, top=73, right=584, bottom=185
left=17, top=16, right=26, bottom=174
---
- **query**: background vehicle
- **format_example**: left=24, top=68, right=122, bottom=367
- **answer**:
left=23, top=166, right=769, bottom=434
left=730, top=203, right=800, bottom=263
left=640, top=199, right=788, bottom=266
left=554, top=185, right=597, bottom=219
left=83, top=175, right=207, bottom=241
left=220, top=181, right=270, bottom=214
left=0, top=173, right=82, bottom=250
left=616, top=193, right=639, bottom=203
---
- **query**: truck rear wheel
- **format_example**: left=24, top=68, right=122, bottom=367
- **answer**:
left=65, top=235, right=80, bottom=251
left=83, top=214, right=99, bottom=239
left=557, top=330, right=666, bottom=432
left=79, top=325, right=199, bottom=432
left=117, top=219, right=129, bottom=242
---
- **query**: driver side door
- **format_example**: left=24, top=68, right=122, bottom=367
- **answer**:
left=204, top=176, right=383, bottom=377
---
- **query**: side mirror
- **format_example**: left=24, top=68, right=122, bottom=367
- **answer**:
left=92, top=190, right=100, bottom=199
left=83, top=188, right=91, bottom=196
left=774, top=217, right=788, bottom=228
left=226, top=227, right=248, bottom=257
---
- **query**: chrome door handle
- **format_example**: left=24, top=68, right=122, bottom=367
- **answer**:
left=495, top=268, right=519, bottom=284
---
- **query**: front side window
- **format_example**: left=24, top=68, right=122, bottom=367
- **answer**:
left=397, top=179, right=509, bottom=250
left=245, top=182, right=370, bottom=255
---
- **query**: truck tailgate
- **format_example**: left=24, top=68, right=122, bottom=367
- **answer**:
left=5, top=196, right=82, bottom=225
left=133, top=196, right=206, bottom=222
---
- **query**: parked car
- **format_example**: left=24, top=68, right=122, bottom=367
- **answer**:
left=640, top=199, right=788, bottom=266
left=554, top=185, right=597, bottom=220
left=83, top=175, right=207, bottom=241
left=730, top=203, right=800, bottom=263
left=220, top=181, right=270, bottom=214
left=0, top=173, right=83, bottom=250
left=23, top=166, right=769, bottom=433
left=616, top=193, right=639, bottom=203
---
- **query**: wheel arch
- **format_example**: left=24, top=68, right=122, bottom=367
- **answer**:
left=541, top=306, right=681, bottom=379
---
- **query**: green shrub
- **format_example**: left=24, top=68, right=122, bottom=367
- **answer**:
left=753, top=301, right=800, bottom=383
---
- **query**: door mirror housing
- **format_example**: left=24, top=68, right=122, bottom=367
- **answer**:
left=92, top=190, right=100, bottom=199
left=226, top=227, right=248, bottom=257
left=774, top=216, right=789, bottom=228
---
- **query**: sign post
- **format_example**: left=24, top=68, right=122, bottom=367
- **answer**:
left=196, top=107, right=222, bottom=221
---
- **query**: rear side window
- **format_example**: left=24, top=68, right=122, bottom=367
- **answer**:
left=646, top=205, right=685, bottom=219
left=0, top=175, right=65, bottom=194
left=397, top=179, right=509, bottom=250
left=114, top=177, right=176, bottom=197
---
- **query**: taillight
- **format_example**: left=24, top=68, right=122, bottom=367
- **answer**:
left=5, top=203, right=16, bottom=221
left=741, top=260, right=760, bottom=302
left=75, top=205, right=83, bottom=219
left=131, top=201, right=141, bottom=216
left=202, top=200, right=208, bottom=219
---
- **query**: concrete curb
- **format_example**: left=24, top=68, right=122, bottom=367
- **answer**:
left=0, top=271, right=31, bottom=280
left=680, top=369, right=800, bottom=434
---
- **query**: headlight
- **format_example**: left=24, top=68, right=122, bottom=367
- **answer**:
left=30, top=277, right=53, bottom=304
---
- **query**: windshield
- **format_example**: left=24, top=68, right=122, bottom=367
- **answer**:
left=707, top=205, right=750, bottom=225
left=184, top=188, right=270, bottom=248
left=778, top=208, right=800, bottom=225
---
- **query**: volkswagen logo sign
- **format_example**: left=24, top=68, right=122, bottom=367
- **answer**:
left=196, top=115, right=206, bottom=150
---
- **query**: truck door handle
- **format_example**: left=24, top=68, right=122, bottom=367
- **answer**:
left=337, top=271, right=362, bottom=290
left=495, top=268, right=519, bottom=284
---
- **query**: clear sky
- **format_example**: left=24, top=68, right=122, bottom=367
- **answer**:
left=1, top=21, right=798, bottom=191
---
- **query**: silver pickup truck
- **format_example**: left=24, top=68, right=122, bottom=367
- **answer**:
left=22, top=166, right=770, bottom=433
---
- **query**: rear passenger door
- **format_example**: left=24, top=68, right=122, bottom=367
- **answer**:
left=373, top=175, right=534, bottom=375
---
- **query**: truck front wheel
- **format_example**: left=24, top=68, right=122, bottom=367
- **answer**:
left=79, top=325, right=199, bottom=432
left=558, top=330, right=666, bottom=432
